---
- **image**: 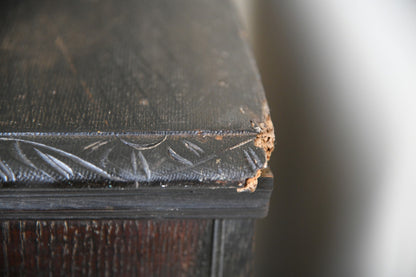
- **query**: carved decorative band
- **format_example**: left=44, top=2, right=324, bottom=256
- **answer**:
left=0, top=134, right=265, bottom=188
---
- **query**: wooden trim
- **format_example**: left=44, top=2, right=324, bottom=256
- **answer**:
left=0, top=176, right=272, bottom=219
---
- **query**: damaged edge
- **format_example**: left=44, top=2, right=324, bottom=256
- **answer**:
left=237, top=103, right=275, bottom=193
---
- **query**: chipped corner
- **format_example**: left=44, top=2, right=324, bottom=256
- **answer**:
left=238, top=103, right=275, bottom=193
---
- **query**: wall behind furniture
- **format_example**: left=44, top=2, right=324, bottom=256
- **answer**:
left=234, top=0, right=416, bottom=276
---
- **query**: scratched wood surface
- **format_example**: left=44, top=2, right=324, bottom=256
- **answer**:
left=0, top=0, right=273, bottom=190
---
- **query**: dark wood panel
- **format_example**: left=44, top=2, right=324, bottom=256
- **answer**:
left=212, top=219, right=255, bottom=277
left=0, top=219, right=213, bottom=277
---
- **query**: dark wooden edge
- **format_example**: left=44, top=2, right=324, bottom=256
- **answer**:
left=0, top=176, right=273, bottom=219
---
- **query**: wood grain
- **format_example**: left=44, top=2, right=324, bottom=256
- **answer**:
left=0, top=220, right=213, bottom=276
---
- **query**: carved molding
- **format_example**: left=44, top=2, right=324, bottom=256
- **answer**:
left=0, top=135, right=266, bottom=187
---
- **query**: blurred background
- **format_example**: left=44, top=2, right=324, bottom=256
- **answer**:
left=233, top=1, right=416, bottom=276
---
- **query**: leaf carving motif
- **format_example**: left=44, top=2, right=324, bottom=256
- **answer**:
left=34, top=148, right=74, bottom=179
left=0, top=135, right=265, bottom=185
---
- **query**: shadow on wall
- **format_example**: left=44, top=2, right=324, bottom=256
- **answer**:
left=248, top=1, right=341, bottom=276
left=233, top=0, right=406, bottom=276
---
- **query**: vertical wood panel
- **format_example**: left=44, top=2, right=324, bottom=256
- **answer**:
left=0, top=220, right=212, bottom=276
left=211, top=219, right=255, bottom=277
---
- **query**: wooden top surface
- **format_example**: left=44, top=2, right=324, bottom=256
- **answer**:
left=0, top=0, right=266, bottom=133
left=0, top=0, right=274, bottom=218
